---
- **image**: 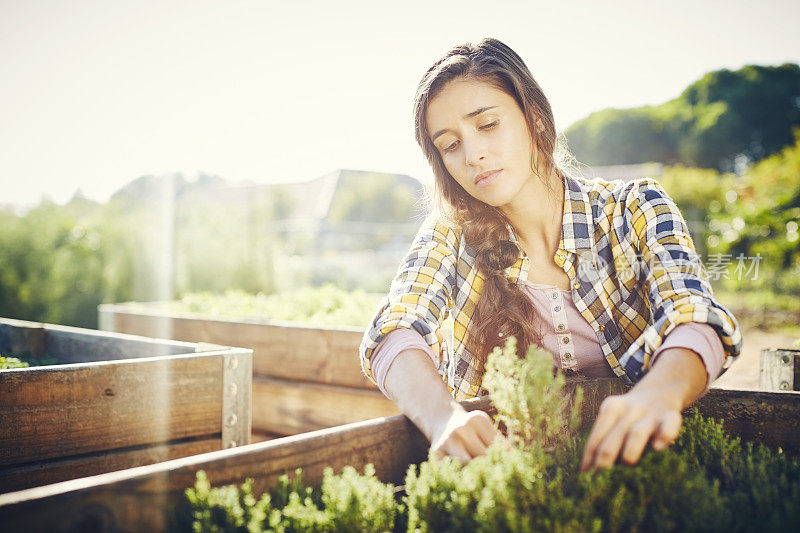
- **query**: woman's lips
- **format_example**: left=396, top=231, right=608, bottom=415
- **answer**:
left=475, top=169, right=502, bottom=188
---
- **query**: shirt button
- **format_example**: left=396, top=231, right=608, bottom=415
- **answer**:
left=554, top=305, right=561, bottom=312
left=551, top=292, right=558, bottom=300
left=557, top=323, right=565, bottom=331
left=572, top=281, right=581, bottom=290
left=564, top=352, right=572, bottom=359
left=562, top=337, right=570, bottom=344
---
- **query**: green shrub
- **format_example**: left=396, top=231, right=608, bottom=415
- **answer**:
left=173, top=466, right=397, bottom=532
left=151, top=284, right=382, bottom=328
left=173, top=338, right=800, bottom=532
left=0, top=352, right=58, bottom=369
left=704, top=131, right=800, bottom=295
left=0, top=356, right=28, bottom=369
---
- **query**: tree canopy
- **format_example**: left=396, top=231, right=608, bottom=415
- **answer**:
left=565, top=63, right=800, bottom=172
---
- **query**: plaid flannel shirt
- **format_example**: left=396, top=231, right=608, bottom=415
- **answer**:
left=358, top=174, right=743, bottom=401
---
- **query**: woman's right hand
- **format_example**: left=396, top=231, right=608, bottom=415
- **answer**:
left=428, top=406, right=504, bottom=462
left=382, top=345, right=506, bottom=463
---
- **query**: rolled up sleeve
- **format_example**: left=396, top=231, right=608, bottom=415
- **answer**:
left=358, top=215, right=459, bottom=386
left=652, top=322, right=726, bottom=391
left=619, top=178, right=743, bottom=380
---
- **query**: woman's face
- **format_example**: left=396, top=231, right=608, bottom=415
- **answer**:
left=425, top=77, right=542, bottom=207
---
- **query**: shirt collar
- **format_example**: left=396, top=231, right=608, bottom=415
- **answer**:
left=559, top=173, right=596, bottom=254
left=505, top=172, right=596, bottom=255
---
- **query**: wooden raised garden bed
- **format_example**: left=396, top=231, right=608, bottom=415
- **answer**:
left=760, top=347, right=800, bottom=391
left=0, top=379, right=798, bottom=532
left=0, top=317, right=252, bottom=493
left=98, top=302, right=399, bottom=439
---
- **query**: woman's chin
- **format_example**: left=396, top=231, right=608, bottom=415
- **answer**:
left=473, top=189, right=516, bottom=208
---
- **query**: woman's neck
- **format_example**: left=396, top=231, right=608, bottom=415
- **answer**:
left=500, top=168, right=565, bottom=256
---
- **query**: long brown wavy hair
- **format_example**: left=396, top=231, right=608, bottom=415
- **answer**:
left=413, top=37, right=578, bottom=370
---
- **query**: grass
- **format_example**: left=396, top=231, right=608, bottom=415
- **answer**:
left=714, top=288, right=800, bottom=330
left=128, top=284, right=384, bottom=328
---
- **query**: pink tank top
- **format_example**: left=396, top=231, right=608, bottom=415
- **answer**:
left=522, top=280, right=616, bottom=378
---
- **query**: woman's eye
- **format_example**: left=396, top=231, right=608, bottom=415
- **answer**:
left=440, top=122, right=496, bottom=154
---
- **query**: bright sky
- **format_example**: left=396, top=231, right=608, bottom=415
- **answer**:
left=1, top=0, right=798, bottom=208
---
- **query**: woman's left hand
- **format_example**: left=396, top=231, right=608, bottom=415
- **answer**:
left=579, top=347, right=708, bottom=472
left=579, top=387, right=683, bottom=472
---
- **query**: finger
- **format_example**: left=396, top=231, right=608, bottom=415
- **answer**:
left=620, top=416, right=659, bottom=465
left=433, top=431, right=473, bottom=463
left=585, top=405, right=647, bottom=471
left=580, top=397, right=627, bottom=471
left=460, top=431, right=489, bottom=459
left=445, top=440, right=473, bottom=463
left=471, top=411, right=500, bottom=447
left=652, top=411, right=683, bottom=450
left=588, top=419, right=633, bottom=471
left=454, top=419, right=492, bottom=459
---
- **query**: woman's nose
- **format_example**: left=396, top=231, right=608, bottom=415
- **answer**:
left=463, top=135, right=487, bottom=166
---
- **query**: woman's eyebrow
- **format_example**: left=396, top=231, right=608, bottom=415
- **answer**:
left=431, top=105, right=498, bottom=142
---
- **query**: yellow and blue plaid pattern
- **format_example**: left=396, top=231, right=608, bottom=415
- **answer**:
left=359, top=174, right=743, bottom=401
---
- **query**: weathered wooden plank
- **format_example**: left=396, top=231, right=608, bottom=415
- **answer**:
left=0, top=436, right=221, bottom=493
left=564, top=376, right=629, bottom=431
left=0, top=354, right=224, bottom=466
left=321, top=326, right=372, bottom=387
left=250, top=324, right=367, bottom=387
left=44, top=323, right=196, bottom=363
left=759, top=348, right=800, bottom=391
left=695, top=387, right=800, bottom=454
left=0, top=319, right=45, bottom=358
left=252, top=377, right=400, bottom=435
left=0, top=413, right=430, bottom=533
left=0, top=317, right=199, bottom=365
left=250, top=430, right=283, bottom=443
left=2, top=382, right=797, bottom=533
left=102, top=304, right=376, bottom=389
left=567, top=379, right=800, bottom=455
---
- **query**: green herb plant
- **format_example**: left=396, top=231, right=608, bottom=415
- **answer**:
left=0, top=356, right=28, bottom=369
left=0, top=351, right=59, bottom=369
left=173, top=337, right=800, bottom=532
left=153, top=284, right=383, bottom=328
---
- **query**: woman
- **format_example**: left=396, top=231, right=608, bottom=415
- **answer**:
left=358, top=38, right=742, bottom=472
